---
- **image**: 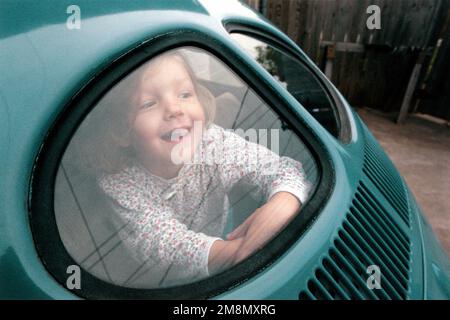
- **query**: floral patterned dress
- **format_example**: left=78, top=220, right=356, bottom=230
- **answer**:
left=99, top=124, right=312, bottom=287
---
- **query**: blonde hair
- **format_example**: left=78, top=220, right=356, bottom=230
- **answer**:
left=66, top=50, right=216, bottom=175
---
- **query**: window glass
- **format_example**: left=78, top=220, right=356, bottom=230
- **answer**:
left=231, top=33, right=340, bottom=138
left=54, top=47, right=318, bottom=289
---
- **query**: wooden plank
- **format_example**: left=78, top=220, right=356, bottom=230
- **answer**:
left=397, top=59, right=423, bottom=123
left=348, top=0, right=367, bottom=44
left=286, top=0, right=298, bottom=42
left=275, top=0, right=284, bottom=29
left=280, top=0, right=290, bottom=33
left=294, top=0, right=309, bottom=46
left=304, top=0, right=318, bottom=60
left=321, top=41, right=365, bottom=52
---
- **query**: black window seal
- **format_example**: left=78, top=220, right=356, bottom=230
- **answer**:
left=28, top=29, right=335, bottom=300
left=224, top=21, right=352, bottom=144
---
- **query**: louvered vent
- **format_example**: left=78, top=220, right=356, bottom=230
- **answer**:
left=298, top=182, right=411, bottom=300
left=362, top=133, right=410, bottom=227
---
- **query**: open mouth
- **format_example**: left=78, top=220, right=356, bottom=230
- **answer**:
left=161, top=127, right=191, bottom=144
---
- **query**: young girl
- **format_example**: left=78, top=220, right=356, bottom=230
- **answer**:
left=78, top=49, right=312, bottom=287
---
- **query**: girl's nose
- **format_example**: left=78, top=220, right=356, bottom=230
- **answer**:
left=163, top=98, right=184, bottom=120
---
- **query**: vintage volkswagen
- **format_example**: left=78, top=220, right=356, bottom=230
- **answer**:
left=0, top=0, right=449, bottom=299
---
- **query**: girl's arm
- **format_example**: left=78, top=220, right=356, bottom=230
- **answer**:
left=99, top=169, right=225, bottom=280
left=208, top=238, right=244, bottom=275
left=227, top=191, right=301, bottom=263
left=212, top=125, right=312, bottom=205
left=212, top=126, right=312, bottom=261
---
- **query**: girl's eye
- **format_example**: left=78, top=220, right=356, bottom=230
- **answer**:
left=179, top=91, right=192, bottom=99
left=140, top=100, right=156, bottom=110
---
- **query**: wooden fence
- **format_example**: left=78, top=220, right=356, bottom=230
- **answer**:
left=244, top=0, right=449, bottom=119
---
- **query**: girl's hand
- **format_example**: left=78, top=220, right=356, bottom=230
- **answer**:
left=226, top=210, right=257, bottom=241
left=208, top=237, right=244, bottom=275
left=229, top=191, right=301, bottom=263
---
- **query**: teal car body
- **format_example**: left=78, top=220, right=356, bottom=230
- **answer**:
left=0, top=0, right=449, bottom=299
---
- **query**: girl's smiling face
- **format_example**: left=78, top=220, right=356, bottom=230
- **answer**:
left=130, top=54, right=206, bottom=178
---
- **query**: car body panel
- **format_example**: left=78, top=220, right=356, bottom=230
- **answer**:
left=0, top=0, right=448, bottom=299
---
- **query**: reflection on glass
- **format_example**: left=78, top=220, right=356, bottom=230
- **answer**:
left=232, top=33, right=339, bottom=137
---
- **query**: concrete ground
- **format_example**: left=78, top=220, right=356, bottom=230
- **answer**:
left=356, top=107, right=450, bottom=256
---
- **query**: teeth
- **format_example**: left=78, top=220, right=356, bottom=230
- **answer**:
left=169, top=128, right=189, bottom=141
